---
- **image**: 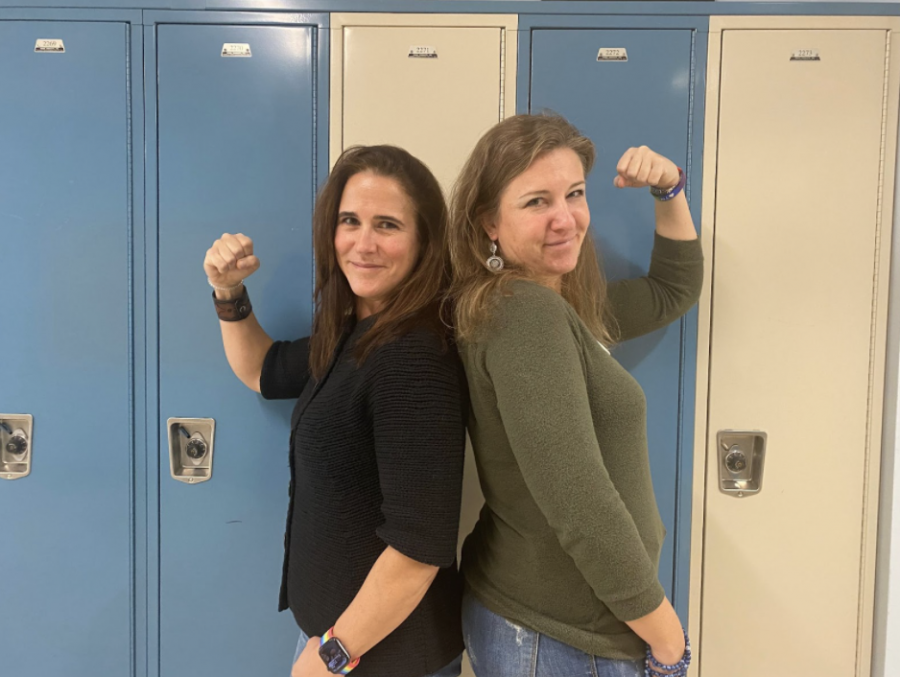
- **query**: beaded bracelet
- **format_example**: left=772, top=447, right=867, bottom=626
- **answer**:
left=644, top=628, right=692, bottom=677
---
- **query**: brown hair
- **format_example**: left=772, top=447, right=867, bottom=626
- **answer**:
left=309, top=145, right=450, bottom=379
left=448, top=113, right=616, bottom=344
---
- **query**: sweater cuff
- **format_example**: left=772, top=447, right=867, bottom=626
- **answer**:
left=604, top=578, right=667, bottom=622
left=652, top=232, right=703, bottom=263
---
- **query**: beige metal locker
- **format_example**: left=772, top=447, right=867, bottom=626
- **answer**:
left=330, top=13, right=517, bottom=192
left=692, top=17, right=900, bottom=677
left=330, top=14, right=517, bottom=574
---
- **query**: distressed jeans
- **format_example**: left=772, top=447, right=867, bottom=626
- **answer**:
left=462, top=592, right=645, bottom=677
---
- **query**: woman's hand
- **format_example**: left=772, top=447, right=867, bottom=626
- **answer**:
left=614, top=146, right=680, bottom=190
left=203, top=232, right=260, bottom=290
left=291, top=636, right=332, bottom=677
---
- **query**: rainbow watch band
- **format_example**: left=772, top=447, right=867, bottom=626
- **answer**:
left=322, top=627, right=360, bottom=674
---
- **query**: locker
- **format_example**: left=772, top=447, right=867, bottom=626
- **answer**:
left=155, top=23, right=318, bottom=676
left=697, top=24, right=897, bottom=677
left=331, top=14, right=517, bottom=191
left=329, top=13, right=517, bottom=557
left=529, top=28, right=697, bottom=603
left=0, top=21, right=132, bottom=677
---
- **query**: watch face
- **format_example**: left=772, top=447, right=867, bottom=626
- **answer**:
left=319, top=639, right=350, bottom=673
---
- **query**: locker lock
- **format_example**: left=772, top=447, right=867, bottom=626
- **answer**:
left=0, top=422, right=27, bottom=456
left=185, top=437, right=207, bottom=460
left=724, top=446, right=747, bottom=473
left=6, top=433, right=28, bottom=457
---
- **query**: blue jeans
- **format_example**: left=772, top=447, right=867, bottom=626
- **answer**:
left=462, top=593, right=644, bottom=677
left=291, top=628, right=463, bottom=677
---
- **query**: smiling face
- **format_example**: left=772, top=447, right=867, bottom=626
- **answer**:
left=334, top=171, right=420, bottom=319
left=486, top=148, right=590, bottom=290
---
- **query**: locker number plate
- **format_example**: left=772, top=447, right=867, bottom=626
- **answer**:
left=408, top=46, right=438, bottom=59
left=35, top=39, right=65, bottom=53
left=597, top=48, right=628, bottom=62
left=222, top=43, right=252, bottom=58
left=791, top=49, right=821, bottom=62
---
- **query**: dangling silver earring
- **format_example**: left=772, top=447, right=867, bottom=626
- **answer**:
left=486, top=241, right=504, bottom=272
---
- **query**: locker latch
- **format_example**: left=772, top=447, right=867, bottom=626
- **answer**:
left=717, top=430, right=767, bottom=498
left=0, top=414, right=33, bottom=480
left=167, top=418, right=215, bottom=484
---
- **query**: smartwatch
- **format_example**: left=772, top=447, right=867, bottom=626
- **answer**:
left=318, top=627, right=360, bottom=675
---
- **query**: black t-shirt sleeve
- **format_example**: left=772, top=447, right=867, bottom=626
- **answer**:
left=368, top=332, right=467, bottom=568
left=259, top=337, right=312, bottom=400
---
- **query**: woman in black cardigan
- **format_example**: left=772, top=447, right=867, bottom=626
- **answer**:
left=203, top=146, right=467, bottom=677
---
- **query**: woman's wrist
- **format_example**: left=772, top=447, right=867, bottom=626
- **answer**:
left=645, top=628, right=692, bottom=677
left=213, top=285, right=245, bottom=301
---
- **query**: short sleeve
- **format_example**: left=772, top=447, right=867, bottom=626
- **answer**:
left=367, top=331, right=467, bottom=568
left=259, top=337, right=312, bottom=400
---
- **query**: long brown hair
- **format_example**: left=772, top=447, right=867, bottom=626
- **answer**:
left=448, top=113, right=616, bottom=344
left=309, top=145, right=450, bottom=379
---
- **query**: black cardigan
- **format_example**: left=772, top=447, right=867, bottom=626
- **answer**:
left=260, top=317, right=467, bottom=677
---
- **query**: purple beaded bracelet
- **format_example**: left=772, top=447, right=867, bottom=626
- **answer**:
left=644, top=628, right=692, bottom=677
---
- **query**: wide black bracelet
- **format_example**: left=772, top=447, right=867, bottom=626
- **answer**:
left=213, top=286, right=252, bottom=322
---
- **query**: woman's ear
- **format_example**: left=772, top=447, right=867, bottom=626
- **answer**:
left=482, top=219, right=499, bottom=242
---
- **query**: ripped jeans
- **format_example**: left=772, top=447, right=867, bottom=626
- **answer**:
left=461, top=592, right=644, bottom=677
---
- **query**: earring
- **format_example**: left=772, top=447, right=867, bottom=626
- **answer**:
left=486, top=241, right=504, bottom=272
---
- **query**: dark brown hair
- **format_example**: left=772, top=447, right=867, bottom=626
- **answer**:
left=309, top=145, right=450, bottom=379
left=448, top=113, right=616, bottom=344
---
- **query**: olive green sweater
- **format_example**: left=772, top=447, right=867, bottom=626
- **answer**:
left=459, top=234, right=704, bottom=660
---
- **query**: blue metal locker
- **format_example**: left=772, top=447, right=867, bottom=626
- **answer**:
left=529, top=28, right=696, bottom=604
left=155, top=23, right=318, bottom=676
left=0, top=20, right=132, bottom=677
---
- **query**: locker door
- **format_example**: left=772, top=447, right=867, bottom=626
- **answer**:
left=156, top=24, right=316, bottom=676
left=530, top=29, right=695, bottom=599
left=339, top=25, right=505, bottom=191
left=0, top=21, right=132, bottom=677
left=334, top=18, right=513, bottom=556
left=702, top=30, right=888, bottom=677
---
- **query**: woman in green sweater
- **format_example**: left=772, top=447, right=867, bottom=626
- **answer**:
left=447, top=114, right=703, bottom=677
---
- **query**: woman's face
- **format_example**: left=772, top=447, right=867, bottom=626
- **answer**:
left=335, top=171, right=420, bottom=319
left=486, top=148, right=590, bottom=289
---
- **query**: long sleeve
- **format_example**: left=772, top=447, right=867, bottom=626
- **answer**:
left=479, top=284, right=665, bottom=620
left=607, top=233, right=703, bottom=342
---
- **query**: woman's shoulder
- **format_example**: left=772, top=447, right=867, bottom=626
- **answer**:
left=367, top=324, right=457, bottom=369
left=484, top=279, right=573, bottom=333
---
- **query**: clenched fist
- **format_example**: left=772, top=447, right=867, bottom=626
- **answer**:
left=204, top=233, right=260, bottom=290
left=614, top=146, right=680, bottom=190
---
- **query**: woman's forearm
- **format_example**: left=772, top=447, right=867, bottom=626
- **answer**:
left=215, top=285, right=274, bottom=392
left=625, top=596, right=686, bottom=665
left=653, top=191, right=697, bottom=241
left=331, top=546, right=440, bottom=661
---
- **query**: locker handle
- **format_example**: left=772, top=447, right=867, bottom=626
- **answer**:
left=0, top=414, right=33, bottom=481
left=167, top=418, right=215, bottom=484
left=717, top=430, right=767, bottom=498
